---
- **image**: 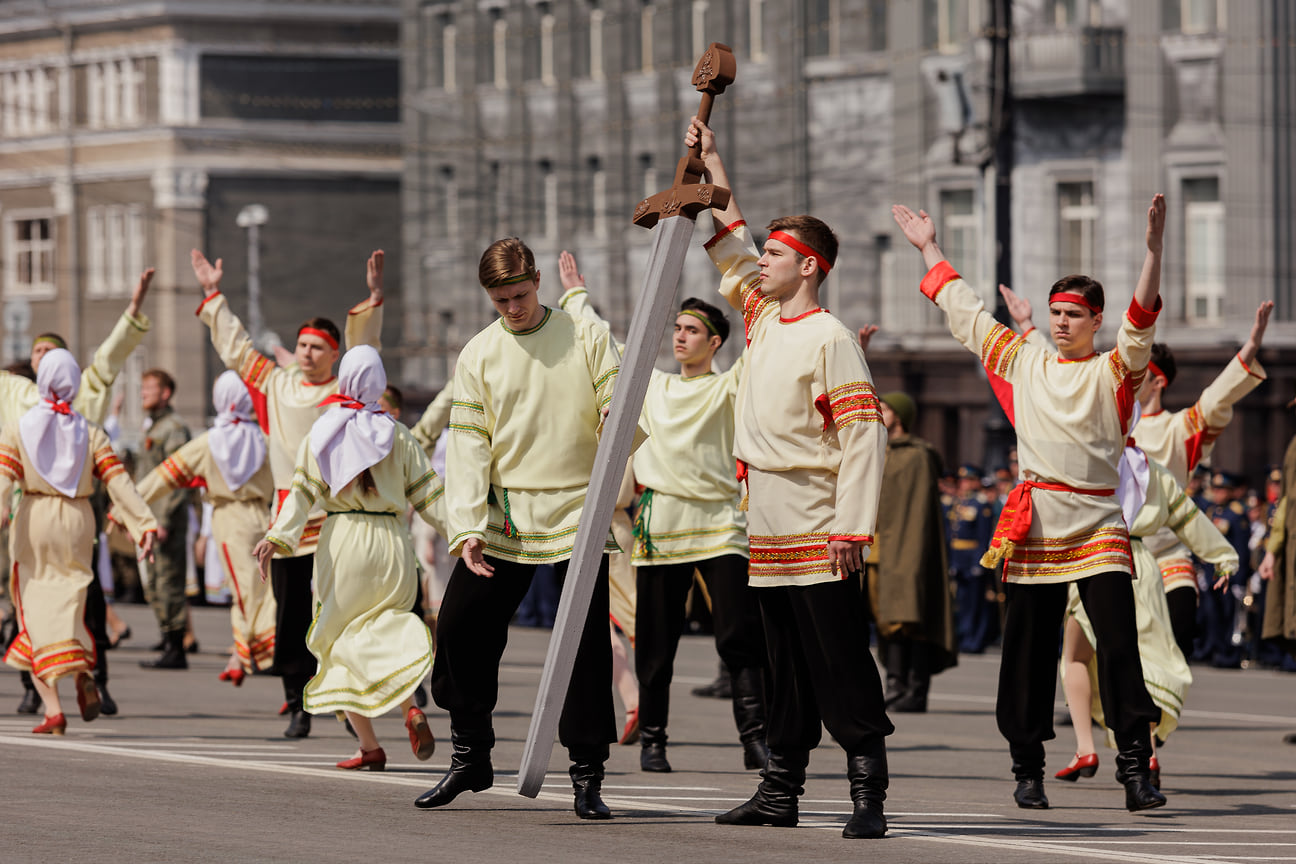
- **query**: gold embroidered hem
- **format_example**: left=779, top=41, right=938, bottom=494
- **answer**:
left=631, top=490, right=747, bottom=567
left=454, top=484, right=619, bottom=564
left=1001, top=524, right=1133, bottom=584
left=744, top=467, right=862, bottom=587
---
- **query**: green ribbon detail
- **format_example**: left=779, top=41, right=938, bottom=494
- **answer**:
left=631, top=488, right=658, bottom=559
left=489, top=486, right=520, bottom=540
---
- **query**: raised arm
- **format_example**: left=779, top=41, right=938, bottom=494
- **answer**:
left=686, top=117, right=743, bottom=236
left=192, top=249, right=278, bottom=392
left=1238, top=301, right=1274, bottom=367
left=344, top=250, right=386, bottom=350
left=1133, top=195, right=1166, bottom=313
left=75, top=267, right=154, bottom=424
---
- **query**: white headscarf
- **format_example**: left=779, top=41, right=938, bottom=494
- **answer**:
left=1118, top=401, right=1152, bottom=529
left=207, top=370, right=266, bottom=492
left=309, top=345, right=394, bottom=496
left=19, top=348, right=88, bottom=497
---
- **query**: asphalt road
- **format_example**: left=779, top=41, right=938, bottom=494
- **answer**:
left=3, top=603, right=1293, bottom=864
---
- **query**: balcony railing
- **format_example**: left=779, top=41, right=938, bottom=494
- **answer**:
left=1012, top=26, right=1124, bottom=99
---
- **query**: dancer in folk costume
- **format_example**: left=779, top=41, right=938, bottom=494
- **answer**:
left=255, top=346, right=446, bottom=771
left=1056, top=428, right=1236, bottom=790
left=192, top=247, right=384, bottom=738
left=137, top=371, right=276, bottom=684
left=894, top=193, right=1170, bottom=813
left=0, top=349, right=157, bottom=734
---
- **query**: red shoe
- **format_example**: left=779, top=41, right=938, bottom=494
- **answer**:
left=33, top=713, right=67, bottom=735
left=1054, top=752, right=1099, bottom=781
left=278, top=701, right=289, bottom=715
left=1149, top=755, right=1161, bottom=790
left=337, top=747, right=386, bottom=771
left=619, top=707, right=640, bottom=746
left=405, top=707, right=436, bottom=761
left=75, top=672, right=101, bottom=723
left=218, top=668, right=246, bottom=687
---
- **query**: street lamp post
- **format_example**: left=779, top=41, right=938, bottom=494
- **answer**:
left=236, top=204, right=269, bottom=349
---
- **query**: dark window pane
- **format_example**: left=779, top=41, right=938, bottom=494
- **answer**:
left=200, top=55, right=399, bottom=122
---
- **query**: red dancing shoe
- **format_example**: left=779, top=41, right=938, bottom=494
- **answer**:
left=1054, top=752, right=1099, bottom=781
left=1149, top=755, right=1161, bottom=790
left=405, top=707, right=436, bottom=761
left=218, top=668, right=246, bottom=687
left=75, top=672, right=101, bottom=723
left=337, top=747, right=386, bottom=771
left=619, top=707, right=641, bottom=746
left=33, top=713, right=67, bottom=735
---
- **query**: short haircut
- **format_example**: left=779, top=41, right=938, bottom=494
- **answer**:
left=765, top=215, right=839, bottom=282
left=1048, top=274, right=1105, bottom=313
left=142, top=368, right=176, bottom=395
left=296, top=317, right=340, bottom=347
left=32, top=332, right=67, bottom=350
left=382, top=384, right=404, bottom=413
left=1149, top=343, right=1177, bottom=388
left=479, top=237, right=538, bottom=289
left=679, top=297, right=731, bottom=345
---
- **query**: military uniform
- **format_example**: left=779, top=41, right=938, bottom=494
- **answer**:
left=948, top=466, right=996, bottom=653
left=1198, top=473, right=1251, bottom=668
left=136, top=405, right=192, bottom=654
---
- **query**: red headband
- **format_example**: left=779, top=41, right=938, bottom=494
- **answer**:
left=298, top=327, right=339, bottom=350
left=768, top=231, right=832, bottom=275
left=1048, top=291, right=1101, bottom=315
left=1147, top=362, right=1168, bottom=386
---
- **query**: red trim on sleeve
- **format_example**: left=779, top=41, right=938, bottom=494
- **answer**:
left=349, top=296, right=383, bottom=315
left=830, top=535, right=874, bottom=543
left=1126, top=295, right=1162, bottom=329
left=1021, top=326, right=1036, bottom=338
left=1239, top=356, right=1263, bottom=379
left=703, top=219, right=747, bottom=250
left=920, top=261, right=960, bottom=303
left=196, top=292, right=221, bottom=316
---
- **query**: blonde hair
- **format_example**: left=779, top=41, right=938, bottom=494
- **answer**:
left=478, top=237, right=538, bottom=289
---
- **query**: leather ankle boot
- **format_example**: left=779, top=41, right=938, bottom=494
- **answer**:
left=139, top=630, right=187, bottom=670
left=730, top=667, right=770, bottom=770
left=1115, top=742, right=1166, bottom=812
left=570, top=758, right=612, bottom=820
left=880, top=639, right=907, bottom=708
left=892, top=641, right=931, bottom=713
left=415, top=728, right=495, bottom=809
left=716, top=749, right=806, bottom=827
left=639, top=724, right=671, bottom=772
left=843, top=739, right=888, bottom=838
left=1010, top=748, right=1049, bottom=809
left=16, top=674, right=41, bottom=715
left=282, top=678, right=311, bottom=739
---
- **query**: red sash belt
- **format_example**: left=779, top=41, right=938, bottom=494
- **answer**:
left=981, top=480, right=1115, bottom=568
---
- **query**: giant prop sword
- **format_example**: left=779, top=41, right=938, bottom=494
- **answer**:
left=517, top=43, right=737, bottom=797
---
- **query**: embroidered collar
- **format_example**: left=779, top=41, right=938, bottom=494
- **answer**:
left=1056, top=352, right=1098, bottom=364
left=501, top=306, right=552, bottom=335
left=779, top=307, right=827, bottom=324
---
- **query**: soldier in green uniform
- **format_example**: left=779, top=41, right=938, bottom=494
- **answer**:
left=136, top=369, right=193, bottom=670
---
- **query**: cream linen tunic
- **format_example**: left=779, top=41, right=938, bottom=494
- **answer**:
left=0, top=424, right=156, bottom=682
left=705, top=222, right=886, bottom=587
left=922, top=260, right=1159, bottom=584
left=446, top=307, right=623, bottom=563
left=265, top=426, right=445, bottom=716
left=197, top=291, right=381, bottom=556
left=1065, top=456, right=1237, bottom=743
left=137, top=432, right=277, bottom=672
left=559, top=286, right=749, bottom=567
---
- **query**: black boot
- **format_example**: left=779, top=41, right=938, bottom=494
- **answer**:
left=139, top=630, right=187, bottom=670
left=1116, top=740, right=1166, bottom=812
left=892, top=641, right=931, bottom=713
left=571, top=755, right=613, bottom=820
left=16, top=673, right=41, bottom=715
left=692, top=661, right=732, bottom=699
left=415, top=728, right=495, bottom=808
left=640, top=725, right=671, bottom=772
left=1011, top=748, right=1049, bottom=810
left=95, top=658, right=117, bottom=716
left=283, top=677, right=311, bottom=739
left=715, top=748, right=806, bottom=827
left=730, top=666, right=770, bottom=771
left=880, top=639, right=907, bottom=708
left=843, top=739, right=888, bottom=839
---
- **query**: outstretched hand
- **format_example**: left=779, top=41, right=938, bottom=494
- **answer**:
left=191, top=249, right=223, bottom=297
left=857, top=325, right=878, bottom=353
left=1145, top=194, right=1166, bottom=255
left=1251, top=301, right=1275, bottom=348
left=128, top=267, right=155, bottom=318
left=891, top=205, right=936, bottom=252
left=999, top=283, right=1034, bottom=330
left=462, top=537, right=495, bottom=578
left=558, top=250, right=585, bottom=291
left=366, top=250, right=384, bottom=304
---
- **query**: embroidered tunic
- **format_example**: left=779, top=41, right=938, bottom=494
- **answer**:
left=922, top=260, right=1160, bottom=584
left=197, top=292, right=381, bottom=556
left=705, top=222, right=886, bottom=587
left=446, top=307, right=622, bottom=563
left=0, top=310, right=150, bottom=426
left=559, top=286, right=748, bottom=567
left=137, top=432, right=277, bottom=671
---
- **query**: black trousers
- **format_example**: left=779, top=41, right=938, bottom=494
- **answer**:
left=1165, top=585, right=1197, bottom=663
left=85, top=576, right=109, bottom=685
left=430, top=554, right=615, bottom=757
left=759, top=578, right=894, bottom=755
left=270, top=554, right=318, bottom=687
left=635, top=554, right=765, bottom=729
left=996, top=572, right=1159, bottom=769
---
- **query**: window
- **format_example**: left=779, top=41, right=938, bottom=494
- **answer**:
left=539, top=160, right=557, bottom=240
left=639, top=153, right=655, bottom=200
left=868, top=0, right=887, bottom=51
left=87, top=204, right=146, bottom=298
left=2, top=68, right=58, bottom=137
left=691, top=0, right=709, bottom=60
left=806, top=0, right=834, bottom=58
left=589, top=6, right=605, bottom=80
left=200, top=56, right=398, bottom=122
left=927, top=0, right=980, bottom=50
left=1057, top=182, right=1096, bottom=276
left=1171, top=0, right=1224, bottom=34
left=940, top=189, right=977, bottom=279
left=422, top=7, right=456, bottom=90
left=591, top=157, right=608, bottom=238
left=1184, top=176, right=1223, bottom=323
left=440, top=166, right=459, bottom=239
left=6, top=214, right=56, bottom=298
left=86, top=59, right=146, bottom=129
